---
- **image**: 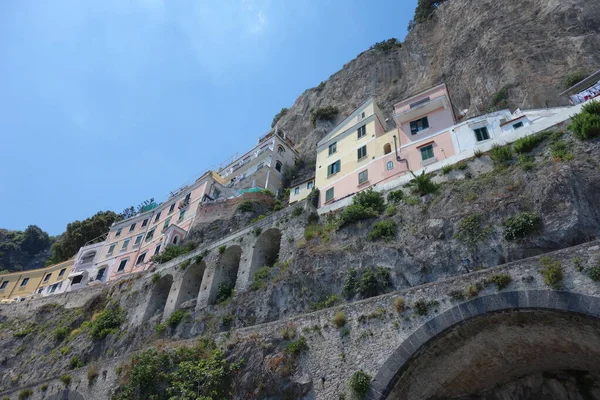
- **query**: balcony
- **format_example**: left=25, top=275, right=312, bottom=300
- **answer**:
left=394, top=95, right=450, bottom=124
left=220, top=145, right=273, bottom=178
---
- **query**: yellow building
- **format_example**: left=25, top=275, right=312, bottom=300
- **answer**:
left=289, top=175, right=315, bottom=204
left=0, top=259, right=74, bottom=302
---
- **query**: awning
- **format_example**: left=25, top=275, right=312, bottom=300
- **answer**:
left=68, top=271, right=84, bottom=278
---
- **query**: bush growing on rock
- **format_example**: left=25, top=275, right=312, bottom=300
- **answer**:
left=588, top=266, right=600, bottom=281
left=368, top=220, right=397, bottom=241
left=90, top=304, right=126, bottom=340
left=503, top=212, right=541, bottom=240
left=540, top=257, right=562, bottom=289
left=286, top=336, right=308, bottom=356
left=387, top=190, right=404, bottom=203
left=332, top=312, right=346, bottom=328
left=569, top=110, right=600, bottom=140
left=490, top=144, right=513, bottom=164
left=394, top=297, right=405, bottom=312
left=311, top=105, right=339, bottom=127
left=59, top=375, right=72, bottom=387
left=486, top=273, right=512, bottom=290
left=513, top=134, right=544, bottom=154
left=18, top=389, right=33, bottom=400
left=150, top=242, right=196, bottom=264
left=237, top=200, right=256, bottom=212
left=407, top=170, right=438, bottom=196
left=166, top=310, right=189, bottom=328
left=349, top=370, right=371, bottom=397
left=338, top=189, right=384, bottom=228
left=215, top=282, right=234, bottom=304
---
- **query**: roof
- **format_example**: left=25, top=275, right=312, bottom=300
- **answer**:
left=317, top=97, right=375, bottom=147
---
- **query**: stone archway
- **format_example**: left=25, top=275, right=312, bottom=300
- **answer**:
left=174, top=261, right=206, bottom=310
left=143, top=274, right=173, bottom=321
left=370, top=291, right=600, bottom=400
left=208, top=246, right=242, bottom=305
left=249, top=228, right=282, bottom=278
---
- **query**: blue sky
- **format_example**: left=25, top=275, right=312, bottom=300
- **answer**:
left=0, top=0, right=416, bottom=236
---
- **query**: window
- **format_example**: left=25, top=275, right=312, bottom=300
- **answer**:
left=154, top=244, right=161, bottom=255
left=163, top=217, right=171, bottom=231
left=169, top=203, right=175, bottom=213
left=358, top=170, right=369, bottom=184
left=357, top=125, right=367, bottom=139
left=59, top=268, right=66, bottom=277
left=513, top=121, right=524, bottom=129
left=96, top=268, right=106, bottom=281
left=294, top=187, right=300, bottom=195
left=474, top=127, right=490, bottom=142
left=275, top=161, right=282, bottom=172
left=129, top=223, right=136, bottom=232
left=72, top=275, right=83, bottom=284
left=358, top=111, right=366, bottom=120
left=117, top=259, right=127, bottom=272
left=387, top=161, right=394, bottom=171
left=0, top=281, right=8, bottom=290
left=383, top=143, right=392, bottom=155
left=328, top=142, right=337, bottom=155
left=115, top=228, right=122, bottom=238
left=136, top=253, right=147, bottom=265
left=184, top=193, right=191, bottom=202
left=420, top=144, right=435, bottom=161
left=307, top=181, right=313, bottom=190
left=178, top=210, right=185, bottom=221
left=327, top=160, right=341, bottom=176
left=278, top=145, right=285, bottom=155
left=173, top=236, right=179, bottom=245
left=38, top=288, right=44, bottom=294
left=410, top=116, right=430, bottom=135
left=154, top=211, right=162, bottom=223
left=213, top=188, right=221, bottom=199
left=107, top=243, right=116, bottom=255
left=325, top=188, right=334, bottom=202
left=134, top=235, right=143, bottom=245
left=121, top=239, right=130, bottom=251
left=357, top=145, right=367, bottom=160
left=20, top=278, right=29, bottom=287
left=44, top=273, right=52, bottom=282
left=142, top=218, right=149, bottom=227
left=146, top=229, right=155, bottom=242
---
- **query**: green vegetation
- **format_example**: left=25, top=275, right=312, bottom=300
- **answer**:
left=59, top=375, right=72, bottom=387
left=311, top=294, right=341, bottom=311
left=18, top=389, right=33, bottom=400
left=413, top=299, right=438, bottom=315
left=370, top=38, right=402, bottom=52
left=90, top=304, right=126, bottom=340
left=215, top=282, right=234, bottom=304
left=343, top=267, right=392, bottom=299
left=454, top=214, right=492, bottom=248
left=286, top=336, right=308, bottom=356
left=260, top=189, right=275, bottom=198
left=474, top=149, right=484, bottom=158
left=332, top=312, right=347, bottom=328
left=154, top=323, right=167, bottom=335
left=441, top=165, right=453, bottom=175
left=311, top=105, right=339, bottom=127
left=250, top=215, right=266, bottom=224
left=407, top=170, right=438, bottom=196
left=114, top=340, right=241, bottom=400
left=569, top=101, right=600, bottom=140
left=237, top=200, right=256, bottom=212
left=338, top=189, right=385, bottom=228
left=589, top=266, right=600, bottom=281
left=448, top=290, right=465, bottom=301
left=540, top=257, right=562, bottom=289
left=385, top=204, right=397, bottom=217
left=47, top=211, right=120, bottom=265
left=465, top=283, right=484, bottom=298
left=166, top=310, right=189, bottom=328
left=368, top=220, right=397, bottom=241
left=271, top=107, right=289, bottom=127
left=150, top=242, right=196, bottom=264
left=151, top=273, right=161, bottom=284
left=490, top=86, right=510, bottom=108
left=563, top=70, right=588, bottom=90
left=550, top=140, right=574, bottom=161
left=394, top=297, right=405, bottom=313
left=87, top=363, right=100, bottom=382
left=513, top=134, right=544, bottom=154
left=486, top=273, right=512, bottom=290
left=69, top=355, right=83, bottom=369
left=489, top=144, right=513, bottom=164
left=349, top=370, right=371, bottom=397
left=272, top=199, right=283, bottom=212
left=342, top=269, right=358, bottom=299
left=292, top=207, right=303, bottom=217
left=517, top=155, right=536, bottom=171
left=250, top=266, right=270, bottom=291
left=40, top=384, right=48, bottom=392
left=14, top=326, right=35, bottom=338
left=387, top=190, right=404, bottom=203
left=503, top=212, right=542, bottom=240
left=52, top=326, right=70, bottom=342
left=218, top=245, right=226, bottom=254
left=0, top=225, right=51, bottom=272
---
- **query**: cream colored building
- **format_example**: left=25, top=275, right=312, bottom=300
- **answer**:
left=0, top=259, right=74, bottom=302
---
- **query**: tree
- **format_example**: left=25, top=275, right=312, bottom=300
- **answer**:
left=46, top=211, right=120, bottom=265
left=20, top=225, right=50, bottom=255
left=137, top=198, right=156, bottom=214
left=413, top=0, right=449, bottom=23
left=119, top=206, right=136, bottom=220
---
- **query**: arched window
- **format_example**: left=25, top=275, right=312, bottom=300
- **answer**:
left=278, top=145, right=285, bottom=155
left=386, top=161, right=394, bottom=171
left=275, top=161, right=282, bottom=172
left=173, top=236, right=178, bottom=245
left=384, top=143, right=392, bottom=155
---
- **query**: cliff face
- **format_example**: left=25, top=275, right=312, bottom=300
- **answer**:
left=276, top=0, right=600, bottom=157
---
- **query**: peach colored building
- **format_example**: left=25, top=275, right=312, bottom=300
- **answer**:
left=315, top=84, right=457, bottom=207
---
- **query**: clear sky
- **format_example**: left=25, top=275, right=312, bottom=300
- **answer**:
left=0, top=0, right=416, bottom=236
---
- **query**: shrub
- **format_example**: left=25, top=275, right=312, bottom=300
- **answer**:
left=69, top=355, right=83, bottom=370
left=487, top=273, right=512, bottom=290
left=250, top=215, right=266, bottom=224
left=155, top=323, right=167, bottom=335
left=272, top=200, right=283, bottom=212
left=359, top=270, right=378, bottom=298
left=474, top=149, right=484, bottom=158
left=490, top=144, right=513, bottom=164
left=260, top=189, right=275, bottom=198
left=14, top=326, right=34, bottom=338
left=40, top=384, right=48, bottom=391
left=569, top=111, right=600, bottom=140
left=151, top=273, right=160, bottom=284
left=90, top=305, right=126, bottom=340
left=550, top=140, right=574, bottom=161
left=387, top=190, right=404, bottom=203
left=52, top=326, right=70, bottom=342
left=394, top=297, right=405, bottom=313
left=332, top=312, right=346, bottom=328
left=166, top=310, right=188, bottom=328
left=517, top=155, right=535, bottom=171
left=354, top=188, right=385, bottom=212
left=87, top=363, right=99, bottom=382
left=59, top=375, right=72, bottom=387
left=490, top=86, right=509, bottom=108
left=338, top=189, right=385, bottom=228
left=237, top=200, right=255, bottom=212
left=368, top=220, right=397, bottom=241
left=218, top=245, right=226, bottom=254
left=370, top=38, right=402, bottom=52
left=215, top=282, right=234, bottom=304
left=250, top=266, right=270, bottom=291
left=441, top=165, right=453, bottom=175
left=342, top=269, right=358, bottom=299
left=271, top=107, right=289, bottom=128
left=503, top=212, right=542, bottom=240
left=563, top=70, right=588, bottom=90
left=407, top=170, right=438, bottom=196
left=349, top=370, right=371, bottom=397
left=311, top=105, right=339, bottom=127
left=385, top=204, right=397, bottom=217
left=448, top=290, right=465, bottom=301
left=455, top=161, right=468, bottom=170
left=513, top=134, right=544, bottom=154
left=150, top=242, right=196, bottom=264
left=292, top=207, right=303, bottom=217
left=582, top=100, right=600, bottom=116
left=311, top=294, right=341, bottom=311
left=589, top=266, right=600, bottom=281
left=541, top=257, right=562, bottom=289
left=280, top=323, right=296, bottom=340
left=18, top=389, right=33, bottom=400
left=286, top=336, right=308, bottom=356
left=454, top=214, right=491, bottom=248
left=413, top=0, right=449, bottom=23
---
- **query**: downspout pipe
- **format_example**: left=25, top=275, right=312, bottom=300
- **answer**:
left=393, top=130, right=410, bottom=171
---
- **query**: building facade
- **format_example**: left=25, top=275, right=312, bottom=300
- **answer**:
left=0, top=259, right=74, bottom=302
left=289, top=175, right=315, bottom=204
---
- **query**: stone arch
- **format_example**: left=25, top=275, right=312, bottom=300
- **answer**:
left=208, top=246, right=242, bottom=305
left=46, top=389, right=86, bottom=400
left=249, top=228, right=282, bottom=278
left=383, top=143, right=392, bottom=155
left=144, top=274, right=173, bottom=321
left=174, top=261, right=206, bottom=310
left=370, top=290, right=600, bottom=400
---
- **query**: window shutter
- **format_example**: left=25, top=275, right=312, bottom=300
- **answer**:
left=336, top=160, right=341, bottom=172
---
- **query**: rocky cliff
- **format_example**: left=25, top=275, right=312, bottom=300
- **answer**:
left=276, top=0, right=600, bottom=159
